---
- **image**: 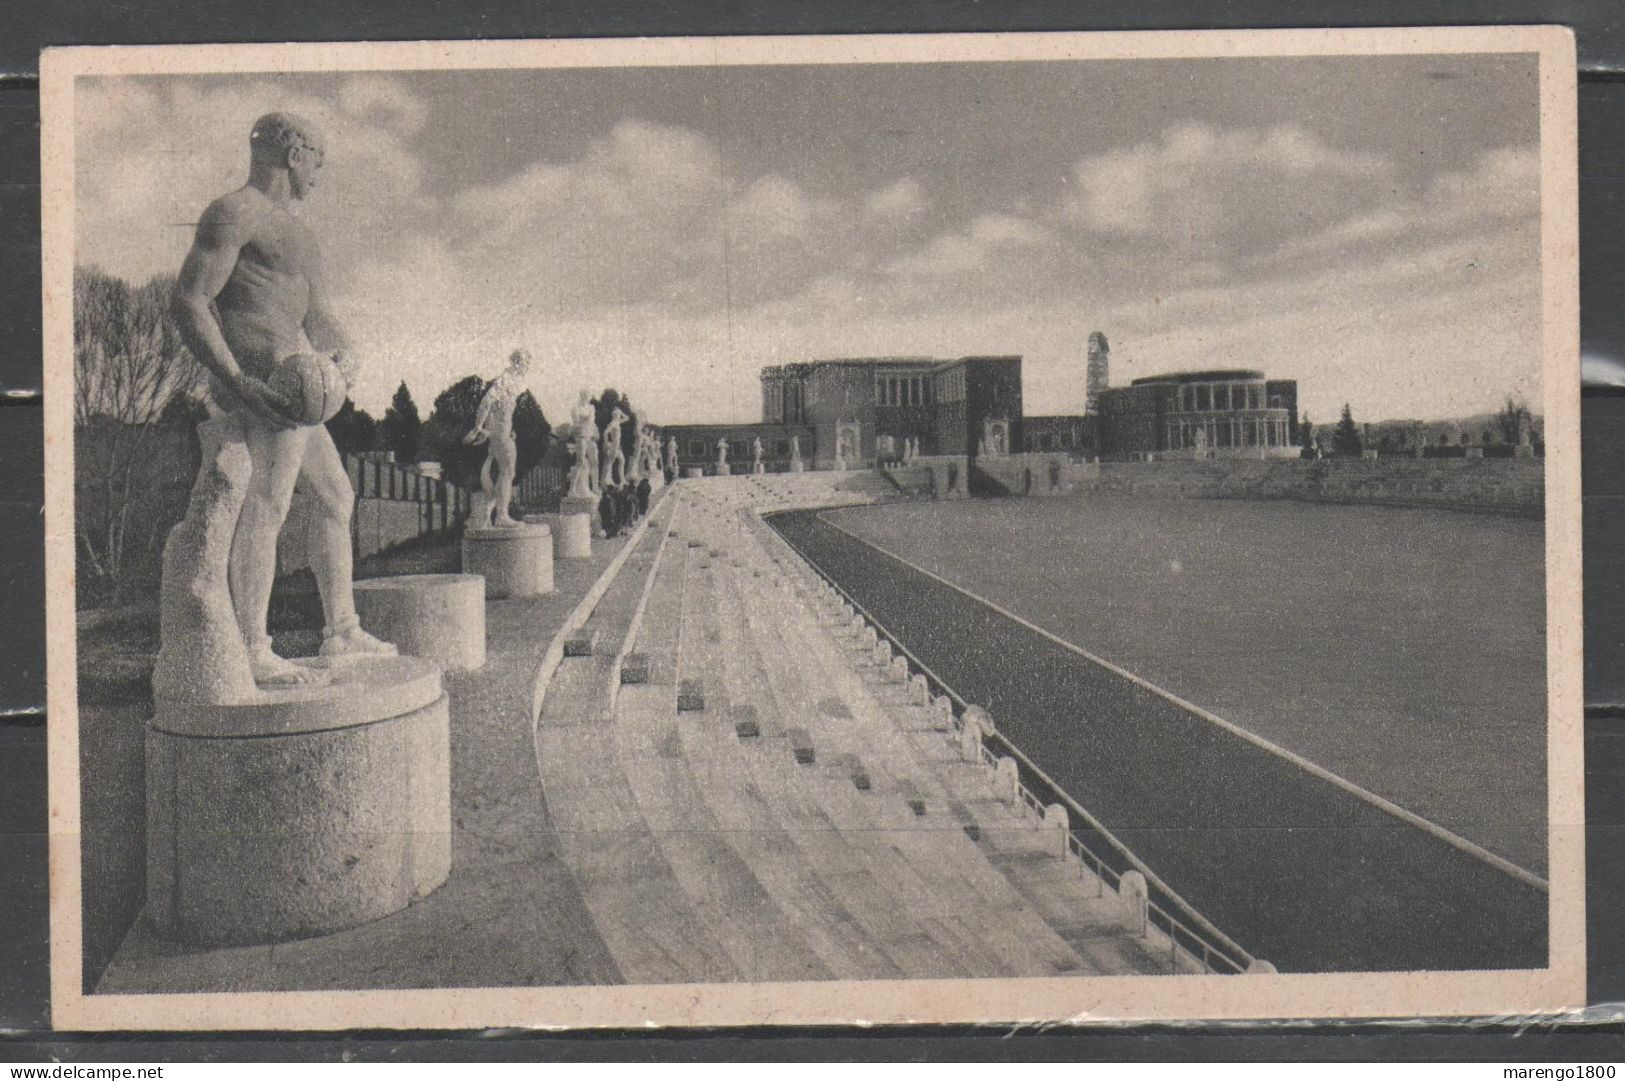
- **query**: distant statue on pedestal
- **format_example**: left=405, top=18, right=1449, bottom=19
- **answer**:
left=568, top=423, right=595, bottom=500
left=751, top=436, right=765, bottom=473
left=666, top=434, right=680, bottom=478
left=164, top=111, right=394, bottom=693
left=790, top=435, right=802, bottom=468
left=570, top=390, right=599, bottom=496
left=980, top=417, right=1009, bottom=459
left=835, top=420, right=860, bottom=470
left=463, top=348, right=531, bottom=529
left=1193, top=425, right=1209, bottom=460
left=717, top=436, right=730, bottom=474
left=627, top=424, right=647, bottom=483
left=600, top=406, right=629, bottom=487
left=1515, top=412, right=1535, bottom=457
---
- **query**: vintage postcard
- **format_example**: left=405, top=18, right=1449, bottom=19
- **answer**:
left=41, top=27, right=1582, bottom=1030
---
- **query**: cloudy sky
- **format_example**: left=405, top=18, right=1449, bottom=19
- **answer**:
left=74, top=54, right=1543, bottom=426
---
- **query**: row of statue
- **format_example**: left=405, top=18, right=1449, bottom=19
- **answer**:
left=559, top=390, right=678, bottom=502
left=157, top=112, right=686, bottom=696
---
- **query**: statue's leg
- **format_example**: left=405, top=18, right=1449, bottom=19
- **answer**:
left=492, top=435, right=519, bottom=525
left=230, top=419, right=324, bottom=686
left=303, top=426, right=395, bottom=658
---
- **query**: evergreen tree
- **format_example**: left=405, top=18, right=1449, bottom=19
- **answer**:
left=1496, top=396, right=1532, bottom=444
left=380, top=381, right=422, bottom=463
left=326, top=398, right=379, bottom=457
left=419, top=374, right=489, bottom=489
left=512, top=390, right=551, bottom=476
left=1331, top=403, right=1363, bottom=458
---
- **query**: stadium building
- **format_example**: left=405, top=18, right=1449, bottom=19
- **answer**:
left=657, top=344, right=1302, bottom=470
left=661, top=356, right=1023, bottom=473
left=1095, top=369, right=1300, bottom=460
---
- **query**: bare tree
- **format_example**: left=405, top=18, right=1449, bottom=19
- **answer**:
left=73, top=266, right=203, bottom=604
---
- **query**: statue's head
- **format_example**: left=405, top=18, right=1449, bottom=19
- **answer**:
left=250, top=113, right=325, bottom=200
left=508, top=348, right=532, bottom=376
left=1088, top=331, right=1109, bottom=353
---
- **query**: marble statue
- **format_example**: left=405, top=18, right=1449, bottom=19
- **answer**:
left=1193, top=424, right=1209, bottom=458
left=627, top=424, right=646, bottom=483
left=600, top=405, right=628, bottom=487
left=717, top=435, right=730, bottom=472
left=987, top=420, right=1008, bottom=457
left=463, top=348, right=531, bottom=528
left=569, top=389, right=599, bottom=497
left=166, top=111, right=393, bottom=691
left=835, top=420, right=859, bottom=470
left=567, top=421, right=595, bottom=500
left=666, top=435, right=680, bottom=477
left=751, top=436, right=764, bottom=470
left=643, top=426, right=662, bottom=479
left=790, top=435, right=802, bottom=467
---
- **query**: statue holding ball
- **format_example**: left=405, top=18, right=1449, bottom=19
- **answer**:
left=463, top=348, right=532, bottom=529
left=170, top=111, right=395, bottom=689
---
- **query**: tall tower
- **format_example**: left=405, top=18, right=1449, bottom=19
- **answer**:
left=1085, top=331, right=1110, bottom=414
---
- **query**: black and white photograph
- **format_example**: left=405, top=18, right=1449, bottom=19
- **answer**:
left=40, top=28, right=1583, bottom=1029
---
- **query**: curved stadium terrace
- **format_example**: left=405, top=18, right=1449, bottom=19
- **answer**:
left=94, top=469, right=1544, bottom=994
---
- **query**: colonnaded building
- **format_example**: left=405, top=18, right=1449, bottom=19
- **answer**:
left=659, top=335, right=1301, bottom=472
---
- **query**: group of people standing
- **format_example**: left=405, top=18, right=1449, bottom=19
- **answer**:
left=598, top=476, right=652, bottom=538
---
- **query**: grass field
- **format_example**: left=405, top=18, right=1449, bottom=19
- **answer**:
left=825, top=496, right=1548, bottom=876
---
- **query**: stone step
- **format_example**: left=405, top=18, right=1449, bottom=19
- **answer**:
left=681, top=528, right=943, bottom=978
left=717, top=528, right=1082, bottom=978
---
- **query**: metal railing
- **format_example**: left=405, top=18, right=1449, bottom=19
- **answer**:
left=764, top=513, right=1261, bottom=977
left=344, top=454, right=469, bottom=533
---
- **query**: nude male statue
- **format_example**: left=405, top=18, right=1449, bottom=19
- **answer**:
left=463, top=349, right=531, bottom=528
left=600, top=406, right=630, bottom=488
left=568, top=389, right=600, bottom=497
left=171, top=112, right=393, bottom=687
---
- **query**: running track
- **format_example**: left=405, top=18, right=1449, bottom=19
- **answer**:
left=768, top=508, right=1546, bottom=973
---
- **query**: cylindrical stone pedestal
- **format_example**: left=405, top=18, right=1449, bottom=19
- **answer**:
left=354, top=573, right=486, bottom=671
left=146, top=655, right=450, bottom=946
left=684, top=467, right=704, bottom=478
left=558, top=494, right=603, bottom=539
left=462, top=522, right=553, bottom=598
left=556, top=511, right=592, bottom=559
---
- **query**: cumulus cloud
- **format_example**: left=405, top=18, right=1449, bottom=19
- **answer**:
left=885, top=212, right=1049, bottom=279
left=726, top=174, right=838, bottom=247
left=75, top=75, right=430, bottom=286
left=864, top=177, right=928, bottom=219
left=1064, top=121, right=1394, bottom=252
left=72, top=74, right=1544, bottom=426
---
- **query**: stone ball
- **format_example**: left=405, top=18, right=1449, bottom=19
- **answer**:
left=270, top=352, right=347, bottom=426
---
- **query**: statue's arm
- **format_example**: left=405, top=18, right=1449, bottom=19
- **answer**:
left=172, top=201, right=249, bottom=387
left=464, top=381, right=498, bottom=444
left=473, top=382, right=499, bottom=431
left=171, top=201, right=292, bottom=429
